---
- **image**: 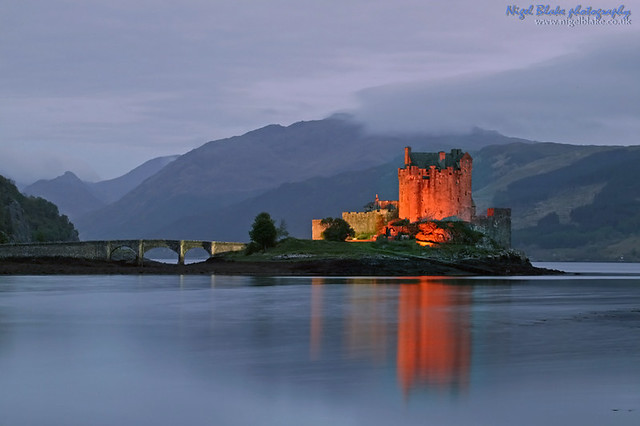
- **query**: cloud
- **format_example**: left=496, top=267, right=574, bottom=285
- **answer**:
left=351, top=34, right=640, bottom=145
left=1, top=1, right=638, bottom=182
left=0, top=145, right=101, bottom=186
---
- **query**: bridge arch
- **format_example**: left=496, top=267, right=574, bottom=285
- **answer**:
left=108, top=245, right=138, bottom=262
left=106, top=240, right=142, bottom=264
left=141, top=240, right=181, bottom=264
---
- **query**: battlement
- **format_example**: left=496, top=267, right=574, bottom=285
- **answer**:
left=403, top=147, right=467, bottom=170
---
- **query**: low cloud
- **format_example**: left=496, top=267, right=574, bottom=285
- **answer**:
left=352, top=36, right=640, bottom=145
left=0, top=146, right=100, bottom=186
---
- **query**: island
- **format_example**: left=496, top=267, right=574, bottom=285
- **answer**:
left=0, top=237, right=559, bottom=276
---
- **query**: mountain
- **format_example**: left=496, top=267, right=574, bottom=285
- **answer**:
left=89, top=155, right=179, bottom=203
left=69, top=115, right=639, bottom=261
left=75, top=116, right=528, bottom=239
left=23, top=171, right=106, bottom=220
left=22, top=155, right=178, bottom=220
left=0, top=175, right=78, bottom=243
left=471, top=142, right=613, bottom=215
left=152, top=160, right=402, bottom=241
left=483, top=145, right=640, bottom=261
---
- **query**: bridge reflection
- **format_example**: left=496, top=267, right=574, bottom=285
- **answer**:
left=309, top=278, right=472, bottom=396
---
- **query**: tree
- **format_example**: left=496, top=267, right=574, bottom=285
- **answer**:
left=363, top=201, right=376, bottom=212
left=249, top=212, right=277, bottom=251
left=276, top=219, right=290, bottom=240
left=321, top=217, right=355, bottom=242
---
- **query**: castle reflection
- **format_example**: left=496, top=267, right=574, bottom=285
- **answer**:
left=397, top=279, right=471, bottom=395
left=309, top=278, right=472, bottom=396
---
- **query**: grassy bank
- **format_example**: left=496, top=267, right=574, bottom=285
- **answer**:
left=222, top=237, right=519, bottom=262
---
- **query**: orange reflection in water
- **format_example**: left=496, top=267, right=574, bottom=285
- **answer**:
left=309, top=278, right=390, bottom=362
left=397, top=279, right=471, bottom=395
left=309, top=278, right=324, bottom=360
left=309, top=278, right=472, bottom=396
left=343, top=278, right=389, bottom=363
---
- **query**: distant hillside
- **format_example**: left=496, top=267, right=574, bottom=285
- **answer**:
left=69, top=115, right=640, bottom=261
left=23, top=155, right=178, bottom=220
left=486, top=145, right=640, bottom=261
left=89, top=155, right=179, bottom=203
left=0, top=175, right=78, bottom=243
left=23, top=171, right=106, bottom=220
left=471, top=142, right=613, bottom=214
left=152, top=160, right=401, bottom=241
left=75, top=116, right=526, bottom=239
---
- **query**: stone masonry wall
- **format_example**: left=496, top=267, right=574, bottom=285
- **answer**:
left=0, top=240, right=247, bottom=264
left=0, top=241, right=109, bottom=260
left=472, top=208, right=512, bottom=248
left=312, top=220, right=328, bottom=240
left=342, top=210, right=399, bottom=239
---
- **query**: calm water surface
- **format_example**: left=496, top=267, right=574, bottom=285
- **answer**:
left=1, top=264, right=640, bottom=425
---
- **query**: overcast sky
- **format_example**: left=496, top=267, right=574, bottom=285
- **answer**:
left=1, top=0, right=638, bottom=183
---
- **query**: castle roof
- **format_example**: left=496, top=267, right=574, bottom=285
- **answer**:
left=408, top=148, right=467, bottom=170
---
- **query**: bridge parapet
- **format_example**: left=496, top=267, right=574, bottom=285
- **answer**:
left=0, top=241, right=110, bottom=261
left=0, top=240, right=246, bottom=266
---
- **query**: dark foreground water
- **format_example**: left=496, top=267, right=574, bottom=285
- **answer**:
left=1, top=264, right=640, bottom=425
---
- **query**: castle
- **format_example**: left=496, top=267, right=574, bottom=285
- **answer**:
left=312, top=147, right=512, bottom=247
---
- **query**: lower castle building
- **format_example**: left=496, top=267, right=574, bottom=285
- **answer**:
left=312, top=147, right=511, bottom=247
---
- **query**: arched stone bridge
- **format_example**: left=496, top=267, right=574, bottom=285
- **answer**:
left=0, top=240, right=246, bottom=265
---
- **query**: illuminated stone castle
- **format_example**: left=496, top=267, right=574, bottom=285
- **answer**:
left=312, top=146, right=511, bottom=247
left=398, top=147, right=475, bottom=222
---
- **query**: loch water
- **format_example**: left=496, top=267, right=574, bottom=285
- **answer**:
left=1, top=264, right=640, bottom=425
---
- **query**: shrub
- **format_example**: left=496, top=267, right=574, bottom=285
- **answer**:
left=320, top=217, right=355, bottom=242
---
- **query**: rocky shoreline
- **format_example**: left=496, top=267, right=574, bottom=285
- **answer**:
left=0, top=254, right=561, bottom=276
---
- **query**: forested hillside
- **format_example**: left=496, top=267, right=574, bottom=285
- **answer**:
left=487, top=146, right=640, bottom=261
left=0, top=175, right=78, bottom=243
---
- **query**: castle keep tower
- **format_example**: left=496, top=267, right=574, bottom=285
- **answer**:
left=398, top=147, right=475, bottom=222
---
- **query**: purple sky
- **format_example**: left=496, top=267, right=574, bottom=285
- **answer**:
left=1, top=0, right=638, bottom=183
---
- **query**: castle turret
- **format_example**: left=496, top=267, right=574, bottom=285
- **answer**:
left=404, top=147, right=412, bottom=167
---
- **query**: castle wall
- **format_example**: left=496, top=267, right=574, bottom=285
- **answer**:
left=311, top=219, right=328, bottom=241
left=471, top=208, right=512, bottom=248
left=342, top=210, right=398, bottom=239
